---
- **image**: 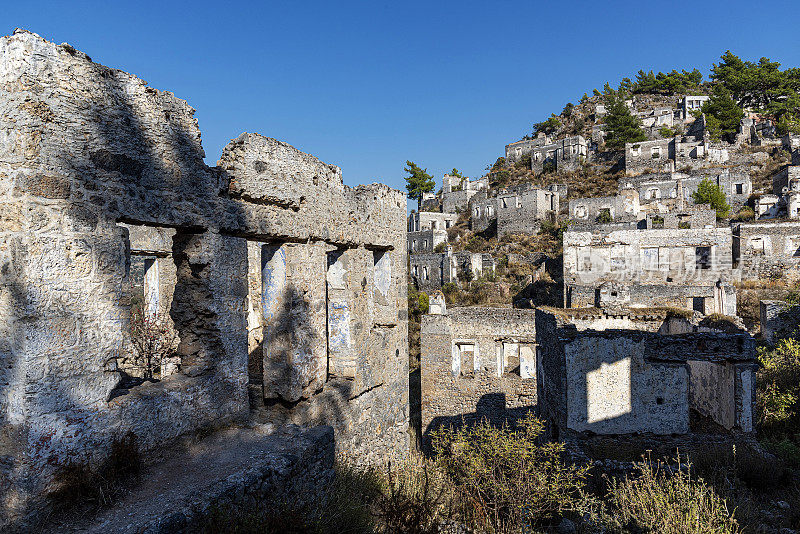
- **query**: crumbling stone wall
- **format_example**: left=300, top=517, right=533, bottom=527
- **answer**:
left=563, top=227, right=735, bottom=313
left=421, top=307, right=537, bottom=448
left=734, top=221, right=800, bottom=283
left=0, top=29, right=408, bottom=527
left=496, top=185, right=558, bottom=236
left=410, top=249, right=493, bottom=290
left=535, top=308, right=756, bottom=438
left=760, top=300, right=800, bottom=344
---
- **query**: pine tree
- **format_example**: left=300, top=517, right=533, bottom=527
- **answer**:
left=602, top=94, right=646, bottom=150
left=692, top=178, right=730, bottom=219
left=701, top=86, right=744, bottom=141
left=404, top=161, right=435, bottom=210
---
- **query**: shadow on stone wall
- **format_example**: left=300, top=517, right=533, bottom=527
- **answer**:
left=421, top=393, right=537, bottom=454
left=2, top=52, right=251, bottom=529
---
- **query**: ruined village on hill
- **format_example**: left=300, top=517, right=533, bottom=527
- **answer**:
left=2, top=28, right=800, bottom=533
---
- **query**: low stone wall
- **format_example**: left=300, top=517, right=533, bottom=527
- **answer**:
left=69, top=425, right=335, bottom=534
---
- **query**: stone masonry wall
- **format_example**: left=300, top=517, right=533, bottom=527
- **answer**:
left=535, top=308, right=756, bottom=438
left=421, top=307, right=537, bottom=448
left=0, top=29, right=408, bottom=526
left=734, top=221, right=800, bottom=283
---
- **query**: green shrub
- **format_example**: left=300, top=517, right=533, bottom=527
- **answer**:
left=692, top=178, right=730, bottom=218
left=660, top=126, right=677, bottom=138
left=441, top=282, right=458, bottom=295
left=433, top=242, right=447, bottom=253
left=596, top=208, right=613, bottom=224
left=431, top=413, right=588, bottom=531
left=417, top=292, right=429, bottom=315
left=465, top=235, right=487, bottom=252
left=600, top=456, right=739, bottom=534
left=758, top=337, right=800, bottom=433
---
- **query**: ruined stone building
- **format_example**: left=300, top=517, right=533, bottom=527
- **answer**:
left=407, top=211, right=457, bottom=253
left=620, top=171, right=752, bottom=212
left=624, top=136, right=732, bottom=176
left=733, top=221, right=800, bottom=283
left=421, top=305, right=537, bottom=446
left=504, top=134, right=552, bottom=162
left=530, top=135, right=589, bottom=174
left=0, top=30, right=409, bottom=524
left=470, top=183, right=560, bottom=237
left=562, top=226, right=737, bottom=314
left=535, top=308, right=756, bottom=437
left=761, top=300, right=800, bottom=345
left=441, top=173, right=489, bottom=213
left=410, top=248, right=495, bottom=291
left=681, top=95, right=710, bottom=120
left=568, top=187, right=642, bottom=228
left=756, top=165, right=800, bottom=219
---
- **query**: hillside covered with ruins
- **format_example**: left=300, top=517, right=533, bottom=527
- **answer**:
left=3, top=18, right=800, bottom=534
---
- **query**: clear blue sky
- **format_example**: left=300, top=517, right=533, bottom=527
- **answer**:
left=7, top=1, right=800, bottom=199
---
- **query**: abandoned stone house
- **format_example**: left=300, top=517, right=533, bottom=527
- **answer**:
left=620, top=171, right=752, bottom=212
left=410, top=248, right=495, bottom=291
left=420, top=305, right=537, bottom=446
left=637, top=107, right=675, bottom=129
left=733, top=221, right=800, bottom=283
left=407, top=211, right=457, bottom=253
left=535, top=307, right=756, bottom=437
left=408, top=210, right=458, bottom=233
left=530, top=135, right=589, bottom=174
left=470, top=184, right=560, bottom=237
left=568, top=187, right=642, bottom=228
left=756, top=165, right=800, bottom=219
left=504, top=134, right=552, bottom=162
left=420, top=304, right=757, bottom=445
left=562, top=226, right=737, bottom=314
left=408, top=228, right=448, bottom=254
left=441, top=173, right=489, bottom=213
left=681, top=95, right=710, bottom=120
left=624, top=135, right=732, bottom=176
left=0, top=29, right=409, bottom=524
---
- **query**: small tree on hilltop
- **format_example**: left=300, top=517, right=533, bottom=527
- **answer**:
left=692, top=178, right=730, bottom=219
left=701, top=85, right=744, bottom=142
left=533, top=115, right=561, bottom=136
left=404, top=161, right=435, bottom=210
left=602, top=94, right=646, bottom=150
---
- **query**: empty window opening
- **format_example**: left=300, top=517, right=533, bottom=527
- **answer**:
left=502, top=342, right=520, bottom=375
left=372, top=249, right=394, bottom=326
left=695, top=246, right=711, bottom=269
left=692, top=297, right=706, bottom=313
left=456, top=343, right=476, bottom=377
left=501, top=198, right=508, bottom=209
left=327, top=249, right=355, bottom=379
left=117, top=223, right=180, bottom=386
left=735, top=183, right=744, bottom=195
